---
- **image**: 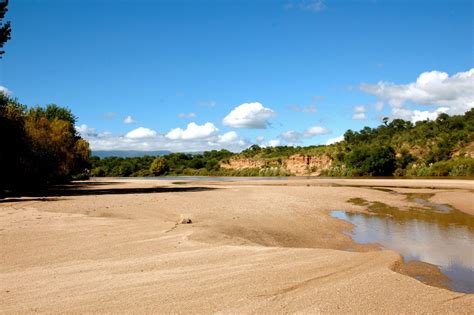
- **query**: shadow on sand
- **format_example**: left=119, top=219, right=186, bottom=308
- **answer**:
left=0, top=181, right=218, bottom=203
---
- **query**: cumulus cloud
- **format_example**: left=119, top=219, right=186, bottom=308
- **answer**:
left=78, top=124, right=248, bottom=152
left=361, top=68, right=474, bottom=118
left=123, top=115, right=136, bottom=124
left=218, top=131, right=238, bottom=144
left=75, top=124, right=97, bottom=137
left=166, top=122, right=218, bottom=140
left=374, top=101, right=384, bottom=111
left=267, top=139, right=281, bottom=147
left=0, top=86, right=11, bottom=95
left=411, top=107, right=450, bottom=122
left=223, top=102, right=276, bottom=129
left=353, top=105, right=366, bottom=113
left=256, top=136, right=265, bottom=143
left=279, top=125, right=330, bottom=145
left=280, top=130, right=302, bottom=143
left=177, top=112, right=197, bottom=119
left=352, top=105, right=367, bottom=120
left=304, top=125, right=330, bottom=136
left=352, top=113, right=367, bottom=120
left=326, top=135, right=344, bottom=145
left=391, top=107, right=450, bottom=123
left=125, top=127, right=158, bottom=139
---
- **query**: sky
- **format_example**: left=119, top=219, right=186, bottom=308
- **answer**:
left=1, top=0, right=473, bottom=152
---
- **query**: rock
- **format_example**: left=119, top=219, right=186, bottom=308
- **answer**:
left=285, top=154, right=333, bottom=176
left=219, top=158, right=266, bottom=169
left=179, top=215, right=192, bottom=224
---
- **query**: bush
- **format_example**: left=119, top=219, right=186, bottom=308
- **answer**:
left=345, top=146, right=396, bottom=176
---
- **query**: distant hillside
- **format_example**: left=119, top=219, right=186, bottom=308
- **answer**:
left=89, top=109, right=474, bottom=177
left=92, top=150, right=171, bottom=158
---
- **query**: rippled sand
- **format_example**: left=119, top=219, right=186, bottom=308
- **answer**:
left=1, top=178, right=473, bottom=313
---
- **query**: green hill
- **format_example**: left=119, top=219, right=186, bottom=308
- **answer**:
left=90, top=109, right=474, bottom=177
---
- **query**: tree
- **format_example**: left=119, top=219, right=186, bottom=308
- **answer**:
left=343, top=130, right=356, bottom=144
left=0, top=96, right=91, bottom=190
left=345, top=146, right=396, bottom=176
left=0, top=93, right=30, bottom=189
left=0, top=0, right=11, bottom=58
left=149, top=157, right=169, bottom=176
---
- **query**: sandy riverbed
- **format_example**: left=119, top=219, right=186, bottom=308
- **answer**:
left=1, top=178, right=473, bottom=313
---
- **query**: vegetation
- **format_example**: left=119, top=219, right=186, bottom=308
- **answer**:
left=89, top=109, right=474, bottom=178
left=0, top=93, right=91, bottom=191
left=0, top=0, right=11, bottom=58
left=330, top=110, right=474, bottom=176
left=90, top=150, right=235, bottom=177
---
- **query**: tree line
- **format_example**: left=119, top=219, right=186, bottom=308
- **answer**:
left=90, top=150, right=235, bottom=177
left=333, top=110, right=474, bottom=176
left=0, top=93, right=91, bottom=191
left=90, top=109, right=474, bottom=178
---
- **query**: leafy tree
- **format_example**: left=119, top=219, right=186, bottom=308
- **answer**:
left=0, top=0, right=11, bottom=58
left=0, top=95, right=91, bottom=190
left=149, top=157, right=169, bottom=176
left=345, top=146, right=396, bottom=176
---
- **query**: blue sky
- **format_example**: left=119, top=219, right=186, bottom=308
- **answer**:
left=1, top=0, right=473, bottom=152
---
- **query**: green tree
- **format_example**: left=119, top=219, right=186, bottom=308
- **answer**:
left=149, top=157, right=169, bottom=176
left=345, top=146, right=396, bottom=176
left=0, top=0, right=11, bottom=58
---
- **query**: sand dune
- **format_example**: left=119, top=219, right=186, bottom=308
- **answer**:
left=1, top=178, right=473, bottom=313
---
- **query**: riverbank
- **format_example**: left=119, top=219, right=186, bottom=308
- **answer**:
left=1, top=178, right=473, bottom=313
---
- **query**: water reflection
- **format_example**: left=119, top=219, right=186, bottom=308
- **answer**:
left=108, top=176, right=291, bottom=181
left=332, top=206, right=474, bottom=293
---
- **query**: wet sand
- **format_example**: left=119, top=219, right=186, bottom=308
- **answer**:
left=1, top=178, right=473, bottom=313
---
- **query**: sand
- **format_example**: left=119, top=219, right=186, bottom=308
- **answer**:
left=1, top=178, right=473, bottom=313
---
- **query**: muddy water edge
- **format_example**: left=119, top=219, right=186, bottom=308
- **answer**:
left=332, top=188, right=474, bottom=293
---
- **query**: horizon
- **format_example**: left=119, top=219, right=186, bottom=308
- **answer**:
left=1, top=0, right=473, bottom=152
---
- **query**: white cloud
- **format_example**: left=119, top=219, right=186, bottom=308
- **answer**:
left=166, top=122, right=218, bottom=140
left=218, top=131, right=238, bottom=144
left=353, top=105, right=366, bottom=113
left=361, top=68, right=474, bottom=117
left=288, top=104, right=317, bottom=113
left=0, top=86, right=11, bottom=96
left=267, top=139, right=281, bottom=147
left=125, top=127, right=158, bottom=139
left=390, top=106, right=450, bottom=123
left=256, top=136, right=265, bottom=143
left=280, top=130, right=302, bottom=143
left=75, top=124, right=97, bottom=137
left=326, top=135, right=344, bottom=145
left=123, top=115, right=136, bottom=124
left=279, top=125, right=330, bottom=145
left=352, top=105, right=367, bottom=120
left=411, top=107, right=450, bottom=123
left=223, top=102, right=276, bottom=129
left=352, top=113, right=367, bottom=120
left=304, top=125, right=330, bottom=136
left=177, top=112, right=196, bottom=119
left=374, top=101, right=384, bottom=111
left=78, top=124, right=248, bottom=153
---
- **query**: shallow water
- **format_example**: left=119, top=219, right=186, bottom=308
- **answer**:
left=111, top=176, right=292, bottom=181
left=331, top=199, right=474, bottom=293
